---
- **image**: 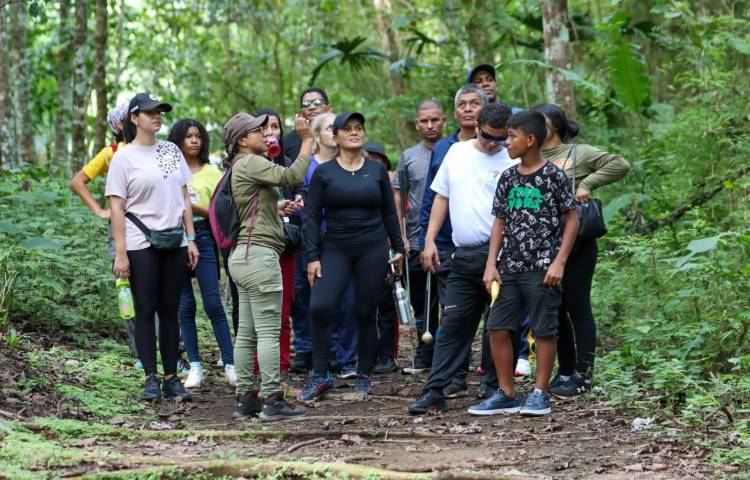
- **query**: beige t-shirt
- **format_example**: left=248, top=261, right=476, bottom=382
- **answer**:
left=105, top=141, right=192, bottom=251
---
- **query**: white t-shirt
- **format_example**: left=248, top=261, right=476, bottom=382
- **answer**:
left=430, top=140, right=518, bottom=247
left=105, top=141, right=192, bottom=251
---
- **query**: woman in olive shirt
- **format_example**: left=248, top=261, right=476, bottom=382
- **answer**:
left=223, top=112, right=312, bottom=422
left=534, top=103, right=630, bottom=398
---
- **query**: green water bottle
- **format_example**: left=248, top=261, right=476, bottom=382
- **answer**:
left=116, top=278, right=135, bottom=319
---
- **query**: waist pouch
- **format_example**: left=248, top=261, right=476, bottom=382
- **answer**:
left=126, top=212, right=184, bottom=250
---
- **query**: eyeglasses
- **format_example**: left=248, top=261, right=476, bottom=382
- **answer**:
left=479, top=128, right=507, bottom=145
left=301, top=97, right=328, bottom=109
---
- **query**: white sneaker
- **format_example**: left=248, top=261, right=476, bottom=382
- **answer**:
left=216, top=358, right=224, bottom=367
left=224, top=364, right=237, bottom=386
left=184, top=365, right=204, bottom=389
left=515, top=358, right=532, bottom=377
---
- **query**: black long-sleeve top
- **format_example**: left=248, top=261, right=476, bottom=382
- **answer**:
left=303, top=159, right=405, bottom=262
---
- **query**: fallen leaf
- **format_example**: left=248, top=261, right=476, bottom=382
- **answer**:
left=647, top=463, right=668, bottom=472
left=341, top=434, right=363, bottom=444
left=624, top=463, right=644, bottom=472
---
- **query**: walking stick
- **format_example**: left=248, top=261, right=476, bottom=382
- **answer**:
left=422, top=272, right=433, bottom=345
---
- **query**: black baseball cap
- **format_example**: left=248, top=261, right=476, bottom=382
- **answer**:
left=128, top=92, right=173, bottom=114
left=332, top=112, right=365, bottom=135
left=467, top=64, right=496, bottom=83
left=363, top=142, right=388, bottom=161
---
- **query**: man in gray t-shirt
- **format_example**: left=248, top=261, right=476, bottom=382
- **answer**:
left=393, top=99, right=446, bottom=372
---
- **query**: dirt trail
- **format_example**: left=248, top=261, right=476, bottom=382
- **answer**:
left=1, top=328, right=717, bottom=479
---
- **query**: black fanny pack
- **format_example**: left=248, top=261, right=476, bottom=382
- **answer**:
left=126, top=212, right=184, bottom=250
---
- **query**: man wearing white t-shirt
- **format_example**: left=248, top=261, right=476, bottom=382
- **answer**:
left=409, top=103, right=518, bottom=414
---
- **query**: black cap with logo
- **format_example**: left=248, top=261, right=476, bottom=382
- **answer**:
left=128, top=92, right=173, bottom=114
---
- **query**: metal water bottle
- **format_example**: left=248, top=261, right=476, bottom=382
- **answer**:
left=393, top=278, right=412, bottom=325
left=116, top=278, right=135, bottom=319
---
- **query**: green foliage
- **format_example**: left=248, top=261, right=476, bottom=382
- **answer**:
left=0, top=169, right=117, bottom=336
left=53, top=341, right=145, bottom=418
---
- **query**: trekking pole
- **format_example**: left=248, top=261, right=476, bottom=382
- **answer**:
left=422, top=272, right=433, bottom=345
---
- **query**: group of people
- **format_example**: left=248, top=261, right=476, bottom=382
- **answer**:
left=71, top=62, right=629, bottom=421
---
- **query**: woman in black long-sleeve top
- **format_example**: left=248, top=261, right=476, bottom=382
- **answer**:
left=298, top=112, right=405, bottom=404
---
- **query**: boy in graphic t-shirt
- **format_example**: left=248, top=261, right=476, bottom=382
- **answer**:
left=470, top=111, right=578, bottom=417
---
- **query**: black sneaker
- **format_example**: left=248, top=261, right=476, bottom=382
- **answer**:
left=141, top=374, right=162, bottom=401
left=260, top=391, right=306, bottom=422
left=162, top=376, right=192, bottom=402
left=372, top=356, right=399, bottom=374
left=289, top=351, right=312, bottom=374
left=408, top=390, right=447, bottom=415
left=477, top=383, right=492, bottom=399
left=443, top=382, right=468, bottom=398
left=233, top=389, right=262, bottom=419
left=549, top=373, right=592, bottom=399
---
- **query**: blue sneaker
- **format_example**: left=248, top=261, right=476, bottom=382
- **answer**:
left=352, top=375, right=372, bottom=401
left=467, top=390, right=521, bottom=415
left=337, top=365, right=357, bottom=380
left=297, top=373, right=334, bottom=404
left=520, top=389, right=552, bottom=416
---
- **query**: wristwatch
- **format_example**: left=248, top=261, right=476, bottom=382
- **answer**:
left=186, top=235, right=196, bottom=241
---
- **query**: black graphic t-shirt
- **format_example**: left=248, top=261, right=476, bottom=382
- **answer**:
left=492, top=161, right=575, bottom=273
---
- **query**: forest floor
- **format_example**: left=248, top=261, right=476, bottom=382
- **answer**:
left=0, top=327, right=733, bottom=479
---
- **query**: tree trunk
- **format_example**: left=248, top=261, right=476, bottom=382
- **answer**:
left=70, top=0, right=89, bottom=174
left=0, top=8, right=14, bottom=169
left=54, top=0, right=74, bottom=172
left=541, top=0, right=577, bottom=119
left=92, top=0, right=108, bottom=155
left=9, top=3, right=35, bottom=164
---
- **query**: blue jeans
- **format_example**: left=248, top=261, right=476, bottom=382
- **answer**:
left=178, top=223, right=234, bottom=366
left=292, top=251, right=312, bottom=353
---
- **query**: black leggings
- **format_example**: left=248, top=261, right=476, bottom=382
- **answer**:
left=309, top=239, right=389, bottom=376
left=128, top=246, right=188, bottom=376
left=557, top=237, right=598, bottom=376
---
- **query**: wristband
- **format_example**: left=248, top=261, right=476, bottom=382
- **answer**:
left=186, top=235, right=196, bottom=241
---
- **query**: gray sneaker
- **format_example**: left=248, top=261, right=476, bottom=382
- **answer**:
left=468, top=390, right=520, bottom=415
left=520, top=390, right=551, bottom=416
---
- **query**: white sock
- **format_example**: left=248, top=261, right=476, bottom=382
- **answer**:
left=534, top=388, right=544, bottom=394
left=559, top=374, right=571, bottom=381
left=190, top=361, right=202, bottom=370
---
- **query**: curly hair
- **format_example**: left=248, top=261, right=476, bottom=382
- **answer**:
left=168, top=118, right=210, bottom=164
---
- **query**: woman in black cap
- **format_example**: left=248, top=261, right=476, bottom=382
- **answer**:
left=106, top=92, right=199, bottom=402
left=299, top=112, right=405, bottom=404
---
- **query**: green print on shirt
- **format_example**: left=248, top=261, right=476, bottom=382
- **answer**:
left=507, top=186, right=543, bottom=210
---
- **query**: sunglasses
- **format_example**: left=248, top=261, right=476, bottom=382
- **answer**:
left=479, top=128, right=507, bottom=145
left=300, top=98, right=328, bottom=109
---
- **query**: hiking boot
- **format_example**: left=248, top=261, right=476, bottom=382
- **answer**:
left=443, top=382, right=468, bottom=398
left=477, top=383, right=492, bottom=399
left=141, top=374, right=162, bottom=401
left=372, top=356, right=398, bottom=374
left=297, top=373, right=334, bottom=404
left=520, top=390, right=552, bottom=416
left=468, top=390, right=521, bottom=416
left=260, top=391, right=306, bottom=422
left=233, top=389, right=262, bottom=419
left=549, top=373, right=592, bottom=399
left=224, top=364, right=237, bottom=386
left=337, top=365, right=357, bottom=380
left=515, top=358, right=531, bottom=377
left=408, top=390, right=447, bottom=415
left=162, top=376, right=192, bottom=402
left=184, top=364, right=204, bottom=389
left=289, top=351, right=311, bottom=374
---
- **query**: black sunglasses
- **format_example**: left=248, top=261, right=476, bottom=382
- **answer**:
left=479, top=128, right=507, bottom=144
